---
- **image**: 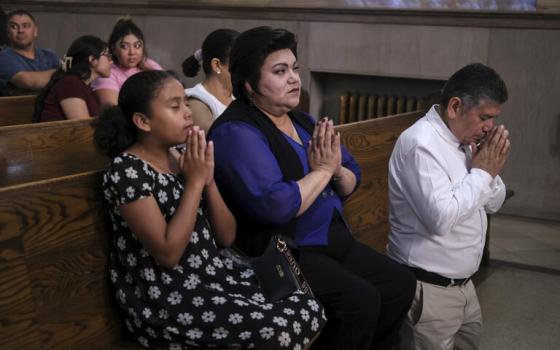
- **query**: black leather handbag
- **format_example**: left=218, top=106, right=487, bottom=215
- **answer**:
left=251, top=235, right=314, bottom=302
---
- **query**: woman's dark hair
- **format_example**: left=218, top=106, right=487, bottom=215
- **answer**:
left=182, top=28, right=239, bottom=78
left=94, top=70, right=175, bottom=157
left=441, top=63, right=508, bottom=111
left=108, top=16, right=147, bottom=66
left=33, top=35, right=108, bottom=122
left=229, top=26, right=297, bottom=102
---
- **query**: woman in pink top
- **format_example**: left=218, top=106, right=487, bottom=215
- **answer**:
left=92, top=17, right=163, bottom=106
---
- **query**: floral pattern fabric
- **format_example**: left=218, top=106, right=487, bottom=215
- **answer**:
left=102, top=153, right=326, bottom=349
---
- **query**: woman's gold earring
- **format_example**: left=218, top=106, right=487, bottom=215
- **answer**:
left=217, top=70, right=221, bottom=74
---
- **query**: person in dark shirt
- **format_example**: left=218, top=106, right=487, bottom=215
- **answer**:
left=34, top=35, right=111, bottom=122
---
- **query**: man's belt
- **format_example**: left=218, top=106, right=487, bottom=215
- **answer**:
left=409, top=267, right=470, bottom=287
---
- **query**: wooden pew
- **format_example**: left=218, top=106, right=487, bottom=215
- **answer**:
left=0, top=111, right=422, bottom=348
left=0, top=171, right=140, bottom=349
left=337, top=111, right=423, bottom=253
left=0, top=118, right=108, bottom=188
left=0, top=95, right=36, bottom=126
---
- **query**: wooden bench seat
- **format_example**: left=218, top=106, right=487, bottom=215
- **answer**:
left=0, top=118, right=108, bottom=188
left=0, top=111, right=422, bottom=348
left=340, top=111, right=422, bottom=252
left=0, top=171, right=141, bottom=349
left=0, top=95, right=36, bottom=127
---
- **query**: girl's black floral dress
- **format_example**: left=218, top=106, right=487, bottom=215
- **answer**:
left=102, top=153, right=326, bottom=349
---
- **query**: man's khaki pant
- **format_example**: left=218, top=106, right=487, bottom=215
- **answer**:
left=399, top=280, right=482, bottom=350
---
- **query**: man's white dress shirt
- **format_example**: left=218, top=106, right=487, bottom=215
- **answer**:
left=387, top=105, right=506, bottom=279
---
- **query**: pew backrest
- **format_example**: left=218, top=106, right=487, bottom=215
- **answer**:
left=336, top=111, right=423, bottom=252
left=0, top=95, right=36, bottom=126
left=0, top=171, right=140, bottom=349
left=0, top=118, right=108, bottom=188
left=0, top=111, right=422, bottom=348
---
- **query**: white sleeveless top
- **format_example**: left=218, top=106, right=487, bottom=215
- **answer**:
left=185, top=83, right=230, bottom=119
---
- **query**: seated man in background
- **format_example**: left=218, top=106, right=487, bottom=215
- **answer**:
left=388, top=63, right=511, bottom=350
left=0, top=9, right=59, bottom=96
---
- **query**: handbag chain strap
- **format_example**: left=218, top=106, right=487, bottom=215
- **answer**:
left=276, top=237, right=313, bottom=296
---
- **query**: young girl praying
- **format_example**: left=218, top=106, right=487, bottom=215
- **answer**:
left=93, top=70, right=325, bottom=349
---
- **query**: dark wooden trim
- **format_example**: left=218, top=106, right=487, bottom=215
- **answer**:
left=4, top=1, right=560, bottom=29
left=0, top=118, right=109, bottom=188
left=0, top=112, right=421, bottom=347
left=335, top=110, right=424, bottom=253
left=0, top=95, right=36, bottom=127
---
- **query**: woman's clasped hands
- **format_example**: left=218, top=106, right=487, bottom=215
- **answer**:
left=307, top=117, right=342, bottom=177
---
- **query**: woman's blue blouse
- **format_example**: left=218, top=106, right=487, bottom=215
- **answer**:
left=211, top=119, right=361, bottom=246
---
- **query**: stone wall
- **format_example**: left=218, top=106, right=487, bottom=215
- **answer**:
left=3, top=1, right=559, bottom=221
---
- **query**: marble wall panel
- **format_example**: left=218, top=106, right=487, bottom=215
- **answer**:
left=308, top=22, right=490, bottom=80
left=16, top=9, right=560, bottom=221
left=487, top=28, right=560, bottom=220
left=31, top=12, right=309, bottom=88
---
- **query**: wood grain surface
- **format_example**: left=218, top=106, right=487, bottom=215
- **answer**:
left=0, top=111, right=421, bottom=348
left=337, top=111, right=422, bottom=252
left=0, top=172, right=140, bottom=349
left=0, top=118, right=109, bottom=188
left=0, top=95, right=36, bottom=127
